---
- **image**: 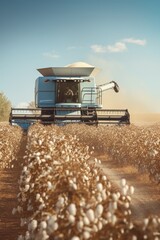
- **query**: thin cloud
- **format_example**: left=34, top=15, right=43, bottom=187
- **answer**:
left=123, top=38, right=147, bottom=46
left=91, top=45, right=108, bottom=53
left=91, top=37, right=146, bottom=54
left=91, top=42, right=127, bottom=53
left=107, top=42, right=127, bottom=53
left=43, top=51, right=60, bottom=58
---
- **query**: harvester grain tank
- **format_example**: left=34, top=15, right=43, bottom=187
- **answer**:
left=10, top=62, right=130, bottom=129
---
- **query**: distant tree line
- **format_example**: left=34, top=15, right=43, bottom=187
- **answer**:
left=0, top=92, right=11, bottom=122
left=0, top=92, right=36, bottom=122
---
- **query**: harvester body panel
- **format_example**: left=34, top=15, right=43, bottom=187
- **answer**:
left=10, top=62, right=130, bottom=129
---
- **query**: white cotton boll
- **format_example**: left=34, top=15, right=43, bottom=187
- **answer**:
left=129, top=186, right=135, bottom=195
left=44, top=155, right=51, bottom=160
left=23, top=166, right=27, bottom=172
left=68, top=215, right=75, bottom=223
left=71, top=237, right=80, bottom=240
left=18, top=235, right=24, bottom=240
left=69, top=180, right=77, bottom=190
left=79, top=200, right=85, bottom=207
left=36, top=193, right=41, bottom=201
left=42, top=192, right=46, bottom=197
left=48, top=215, right=57, bottom=225
left=106, top=211, right=112, bottom=221
left=125, top=184, right=129, bottom=191
left=17, top=206, right=23, bottom=213
left=97, top=183, right=103, bottom=192
left=152, top=217, right=158, bottom=227
left=39, top=203, right=45, bottom=210
left=96, top=176, right=100, bottom=181
left=25, top=231, right=30, bottom=240
left=122, top=186, right=128, bottom=196
left=39, top=197, right=44, bottom=203
left=127, top=196, right=131, bottom=202
left=124, top=210, right=128, bottom=216
left=92, top=224, right=98, bottom=232
left=12, top=207, right=17, bottom=215
left=102, top=175, right=107, bottom=181
left=56, top=196, right=65, bottom=208
left=132, top=236, right=137, bottom=240
left=28, top=219, right=37, bottom=231
left=47, top=181, right=53, bottom=190
left=40, top=230, right=49, bottom=240
left=20, top=218, right=27, bottom=227
left=40, top=221, right=47, bottom=229
left=47, top=219, right=58, bottom=234
left=52, top=222, right=58, bottom=231
left=112, top=201, right=117, bottom=210
left=72, top=183, right=78, bottom=190
left=24, top=184, right=30, bottom=192
left=27, top=205, right=33, bottom=211
left=66, top=155, right=70, bottom=162
left=109, top=202, right=114, bottom=213
left=41, top=159, right=46, bottom=163
left=65, top=170, right=69, bottom=175
left=83, top=175, right=89, bottom=181
left=83, top=216, right=90, bottom=225
left=107, top=181, right=111, bottom=188
left=95, top=204, right=103, bottom=218
left=112, top=193, right=119, bottom=202
left=38, top=140, right=42, bottom=145
left=77, top=220, right=84, bottom=231
left=86, top=209, right=95, bottom=222
left=124, top=202, right=130, bottom=208
left=25, top=175, right=31, bottom=183
left=111, top=215, right=117, bottom=225
left=68, top=203, right=77, bottom=216
left=101, top=190, right=107, bottom=201
left=94, top=169, right=98, bottom=175
left=121, top=178, right=126, bottom=187
left=98, top=221, right=103, bottom=230
left=97, top=194, right=103, bottom=203
left=83, top=231, right=90, bottom=239
left=154, top=237, right=160, bottom=240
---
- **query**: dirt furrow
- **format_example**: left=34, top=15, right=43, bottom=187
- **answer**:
left=98, top=155, right=160, bottom=222
left=0, top=134, right=27, bottom=240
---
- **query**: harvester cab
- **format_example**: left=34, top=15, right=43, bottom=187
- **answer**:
left=10, top=62, right=130, bottom=129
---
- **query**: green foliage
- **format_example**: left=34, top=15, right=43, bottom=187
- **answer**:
left=0, top=92, right=11, bottom=121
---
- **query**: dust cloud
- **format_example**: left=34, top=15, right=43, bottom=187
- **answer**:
left=87, top=56, right=160, bottom=125
left=102, top=91, right=160, bottom=125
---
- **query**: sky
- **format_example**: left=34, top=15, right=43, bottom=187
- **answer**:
left=0, top=0, right=160, bottom=113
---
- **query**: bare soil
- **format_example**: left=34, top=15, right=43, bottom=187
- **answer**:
left=0, top=135, right=26, bottom=240
left=97, top=155, right=160, bottom=222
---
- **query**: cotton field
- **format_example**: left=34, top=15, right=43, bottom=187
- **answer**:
left=0, top=124, right=23, bottom=168
left=63, top=124, right=160, bottom=184
left=0, top=123, right=160, bottom=239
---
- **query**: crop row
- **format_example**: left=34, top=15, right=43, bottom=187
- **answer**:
left=62, top=124, right=160, bottom=184
left=13, top=123, right=160, bottom=240
left=0, top=124, right=23, bottom=168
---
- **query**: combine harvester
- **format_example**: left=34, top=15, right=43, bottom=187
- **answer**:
left=10, top=62, right=130, bottom=130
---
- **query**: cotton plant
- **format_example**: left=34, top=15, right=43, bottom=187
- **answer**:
left=0, top=124, right=23, bottom=168
left=13, top=123, right=160, bottom=240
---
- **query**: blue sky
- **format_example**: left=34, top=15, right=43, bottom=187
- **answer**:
left=1, top=0, right=160, bottom=113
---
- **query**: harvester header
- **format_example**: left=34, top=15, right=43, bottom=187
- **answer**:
left=10, top=62, right=130, bottom=129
